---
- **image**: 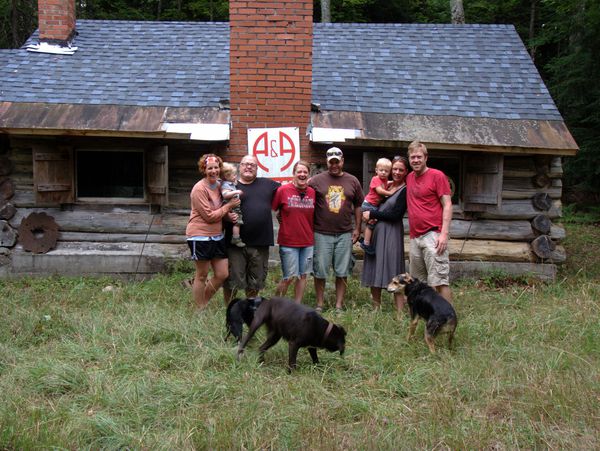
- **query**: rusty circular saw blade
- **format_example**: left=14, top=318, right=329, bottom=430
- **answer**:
left=18, top=212, right=59, bottom=253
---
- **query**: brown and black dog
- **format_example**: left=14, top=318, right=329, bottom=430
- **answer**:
left=237, top=296, right=346, bottom=372
left=387, top=273, right=457, bottom=353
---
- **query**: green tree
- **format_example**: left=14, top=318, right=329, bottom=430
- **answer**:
left=0, top=0, right=36, bottom=48
left=536, top=0, right=600, bottom=195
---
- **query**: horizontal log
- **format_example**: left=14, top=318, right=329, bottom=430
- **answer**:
left=504, top=156, right=563, bottom=178
left=448, top=261, right=557, bottom=281
left=12, top=205, right=567, bottom=245
left=447, top=219, right=563, bottom=242
left=349, top=260, right=557, bottom=281
left=356, top=237, right=538, bottom=263
left=10, top=208, right=188, bottom=235
left=9, top=241, right=188, bottom=275
left=481, top=199, right=561, bottom=220
left=59, top=231, right=186, bottom=244
left=502, top=176, right=561, bottom=200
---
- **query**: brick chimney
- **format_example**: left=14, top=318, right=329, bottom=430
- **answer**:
left=229, top=0, right=313, bottom=158
left=38, top=0, right=76, bottom=45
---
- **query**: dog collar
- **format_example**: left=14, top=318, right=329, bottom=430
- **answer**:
left=323, top=322, right=334, bottom=343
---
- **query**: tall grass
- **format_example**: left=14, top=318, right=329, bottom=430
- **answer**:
left=0, top=220, right=598, bottom=449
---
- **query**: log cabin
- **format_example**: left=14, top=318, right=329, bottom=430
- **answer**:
left=0, top=0, right=577, bottom=280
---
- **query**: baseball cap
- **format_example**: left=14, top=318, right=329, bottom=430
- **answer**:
left=326, top=147, right=343, bottom=162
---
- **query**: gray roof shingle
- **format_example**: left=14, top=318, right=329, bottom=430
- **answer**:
left=0, top=20, right=563, bottom=121
left=312, top=23, right=561, bottom=121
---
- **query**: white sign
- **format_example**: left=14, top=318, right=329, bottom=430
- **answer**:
left=247, top=127, right=300, bottom=183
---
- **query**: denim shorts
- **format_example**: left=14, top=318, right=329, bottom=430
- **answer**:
left=361, top=200, right=379, bottom=212
left=279, top=246, right=314, bottom=280
left=313, top=232, right=353, bottom=279
left=409, top=231, right=450, bottom=286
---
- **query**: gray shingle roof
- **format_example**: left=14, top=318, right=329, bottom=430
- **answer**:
left=0, top=20, right=562, bottom=121
left=312, top=23, right=561, bottom=120
left=0, top=20, right=230, bottom=108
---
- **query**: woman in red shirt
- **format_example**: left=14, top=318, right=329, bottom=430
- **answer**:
left=186, top=154, right=240, bottom=310
left=272, top=160, right=315, bottom=303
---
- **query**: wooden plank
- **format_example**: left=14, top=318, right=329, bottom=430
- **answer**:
left=59, top=231, right=186, bottom=244
left=350, top=260, right=557, bottom=281
left=9, top=242, right=188, bottom=275
left=480, top=199, right=561, bottom=220
left=502, top=176, right=562, bottom=199
left=361, top=237, right=536, bottom=262
left=448, top=261, right=557, bottom=281
left=9, top=208, right=188, bottom=234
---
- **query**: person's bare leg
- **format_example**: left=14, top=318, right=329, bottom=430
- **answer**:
left=436, top=285, right=453, bottom=303
left=204, top=258, right=228, bottom=303
left=335, top=277, right=347, bottom=309
left=293, top=275, right=307, bottom=303
left=275, top=278, right=292, bottom=298
left=370, top=287, right=382, bottom=309
left=314, top=277, right=326, bottom=309
left=192, top=260, right=210, bottom=310
left=223, top=287, right=234, bottom=306
left=363, top=226, right=373, bottom=246
left=394, top=292, right=406, bottom=321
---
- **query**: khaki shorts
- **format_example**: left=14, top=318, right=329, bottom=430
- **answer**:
left=409, top=231, right=449, bottom=287
left=225, top=245, right=270, bottom=292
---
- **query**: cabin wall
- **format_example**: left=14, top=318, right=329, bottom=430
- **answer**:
left=0, top=137, right=225, bottom=277
left=0, top=136, right=567, bottom=281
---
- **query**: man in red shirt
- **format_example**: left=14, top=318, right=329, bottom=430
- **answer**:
left=406, top=140, right=453, bottom=302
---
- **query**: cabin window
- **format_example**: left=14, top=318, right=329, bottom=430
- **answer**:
left=76, top=150, right=144, bottom=199
left=32, top=144, right=168, bottom=206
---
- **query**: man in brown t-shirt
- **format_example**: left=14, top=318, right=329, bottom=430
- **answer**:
left=309, top=147, right=364, bottom=312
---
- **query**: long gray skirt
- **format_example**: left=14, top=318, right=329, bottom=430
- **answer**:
left=361, top=214, right=405, bottom=289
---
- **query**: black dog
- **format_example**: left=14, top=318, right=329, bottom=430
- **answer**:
left=225, top=297, right=263, bottom=342
left=237, top=296, right=346, bottom=372
left=387, top=273, right=457, bottom=353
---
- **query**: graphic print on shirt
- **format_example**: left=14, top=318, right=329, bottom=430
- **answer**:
left=326, top=185, right=345, bottom=214
left=288, top=193, right=314, bottom=209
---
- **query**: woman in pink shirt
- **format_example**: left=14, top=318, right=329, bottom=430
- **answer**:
left=186, top=154, right=240, bottom=310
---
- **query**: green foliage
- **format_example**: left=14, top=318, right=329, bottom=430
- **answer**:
left=534, top=0, right=600, bottom=195
left=0, top=0, right=36, bottom=48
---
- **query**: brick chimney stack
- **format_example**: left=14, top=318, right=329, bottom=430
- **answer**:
left=38, top=0, right=76, bottom=45
left=229, top=0, right=313, bottom=158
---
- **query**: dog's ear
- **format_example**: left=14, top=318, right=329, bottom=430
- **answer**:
left=339, top=326, right=347, bottom=336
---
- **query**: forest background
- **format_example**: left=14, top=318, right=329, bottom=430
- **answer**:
left=1, top=0, right=598, bottom=203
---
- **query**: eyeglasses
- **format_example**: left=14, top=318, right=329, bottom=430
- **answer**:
left=240, top=162, right=257, bottom=168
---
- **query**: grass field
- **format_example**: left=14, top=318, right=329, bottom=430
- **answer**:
left=1, top=218, right=599, bottom=449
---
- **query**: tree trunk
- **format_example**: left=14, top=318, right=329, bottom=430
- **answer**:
left=450, top=0, right=465, bottom=24
left=321, top=0, right=331, bottom=23
left=529, top=0, right=537, bottom=61
left=10, top=0, right=19, bottom=48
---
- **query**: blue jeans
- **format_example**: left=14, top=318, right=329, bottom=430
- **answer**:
left=279, top=246, right=314, bottom=280
left=313, top=232, right=353, bottom=279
